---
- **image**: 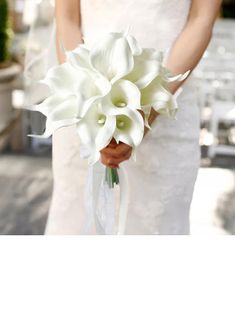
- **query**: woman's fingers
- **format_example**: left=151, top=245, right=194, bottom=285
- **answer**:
left=100, top=147, right=132, bottom=168
left=101, top=142, right=132, bottom=158
left=100, top=153, right=120, bottom=168
left=100, top=140, right=133, bottom=168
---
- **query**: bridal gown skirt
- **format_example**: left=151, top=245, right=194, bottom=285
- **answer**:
left=45, top=0, right=201, bottom=235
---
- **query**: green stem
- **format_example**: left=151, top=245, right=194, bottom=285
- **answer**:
left=105, top=167, right=119, bottom=188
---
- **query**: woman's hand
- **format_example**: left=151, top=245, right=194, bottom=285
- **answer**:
left=100, top=109, right=143, bottom=168
left=100, top=139, right=132, bottom=168
left=100, top=108, right=159, bottom=168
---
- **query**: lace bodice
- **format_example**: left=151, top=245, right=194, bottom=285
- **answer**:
left=80, top=0, right=191, bottom=50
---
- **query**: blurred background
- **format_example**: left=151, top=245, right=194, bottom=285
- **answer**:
left=0, top=0, right=235, bottom=235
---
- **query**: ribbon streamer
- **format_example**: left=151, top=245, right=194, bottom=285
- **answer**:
left=117, top=165, right=129, bottom=235
left=82, top=161, right=129, bottom=235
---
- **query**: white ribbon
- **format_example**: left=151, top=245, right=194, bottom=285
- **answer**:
left=117, top=165, right=129, bottom=235
left=82, top=161, right=129, bottom=235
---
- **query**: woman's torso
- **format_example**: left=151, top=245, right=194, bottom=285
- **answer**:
left=46, top=0, right=200, bottom=235
left=80, top=0, right=191, bottom=51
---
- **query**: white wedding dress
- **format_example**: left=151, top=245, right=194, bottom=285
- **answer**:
left=45, top=0, right=201, bottom=235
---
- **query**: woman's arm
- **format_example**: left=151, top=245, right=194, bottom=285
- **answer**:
left=167, top=0, right=222, bottom=94
left=147, top=0, right=222, bottom=127
left=101, top=0, right=222, bottom=168
left=55, top=0, right=82, bottom=63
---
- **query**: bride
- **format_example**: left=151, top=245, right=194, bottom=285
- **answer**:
left=42, top=0, right=221, bottom=235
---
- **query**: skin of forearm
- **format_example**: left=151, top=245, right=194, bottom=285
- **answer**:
left=55, top=19, right=82, bottom=64
left=166, top=17, right=213, bottom=94
left=145, top=17, right=215, bottom=134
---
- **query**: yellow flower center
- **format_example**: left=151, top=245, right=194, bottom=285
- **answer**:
left=116, top=115, right=131, bottom=131
left=115, top=101, right=127, bottom=107
left=97, top=114, right=106, bottom=125
left=117, top=121, right=125, bottom=128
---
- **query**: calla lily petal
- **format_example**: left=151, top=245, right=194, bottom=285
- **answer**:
left=49, top=96, right=80, bottom=121
left=36, top=66, right=111, bottom=123
left=161, top=69, right=190, bottom=82
left=95, top=115, right=116, bottom=151
left=40, top=63, right=79, bottom=94
left=126, top=34, right=142, bottom=56
left=141, top=77, right=178, bottom=118
left=154, top=94, right=178, bottom=118
left=79, top=75, right=111, bottom=117
left=40, top=61, right=110, bottom=108
left=28, top=118, right=80, bottom=139
left=68, top=71, right=111, bottom=117
left=125, top=49, right=162, bottom=89
left=66, top=46, right=93, bottom=72
left=90, top=32, right=134, bottom=84
left=32, top=94, right=80, bottom=121
left=141, top=77, right=170, bottom=107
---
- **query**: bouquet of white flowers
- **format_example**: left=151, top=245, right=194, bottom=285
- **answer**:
left=27, top=30, right=189, bottom=233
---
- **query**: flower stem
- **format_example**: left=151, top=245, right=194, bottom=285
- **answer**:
left=105, top=167, right=119, bottom=188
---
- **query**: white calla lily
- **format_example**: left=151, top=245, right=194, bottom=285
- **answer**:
left=90, top=31, right=142, bottom=84
left=101, top=79, right=141, bottom=116
left=27, top=93, right=82, bottom=137
left=29, top=61, right=111, bottom=138
left=40, top=63, right=79, bottom=95
left=31, top=94, right=80, bottom=120
left=155, top=94, right=178, bottom=118
left=123, top=26, right=142, bottom=55
left=124, top=49, right=162, bottom=89
left=28, top=118, right=80, bottom=139
left=40, top=61, right=111, bottom=115
left=76, top=72, right=111, bottom=117
left=43, top=62, right=111, bottom=102
left=113, top=107, right=144, bottom=147
left=77, top=102, right=116, bottom=164
left=125, top=33, right=142, bottom=56
left=66, top=45, right=91, bottom=70
left=141, top=77, right=178, bottom=118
